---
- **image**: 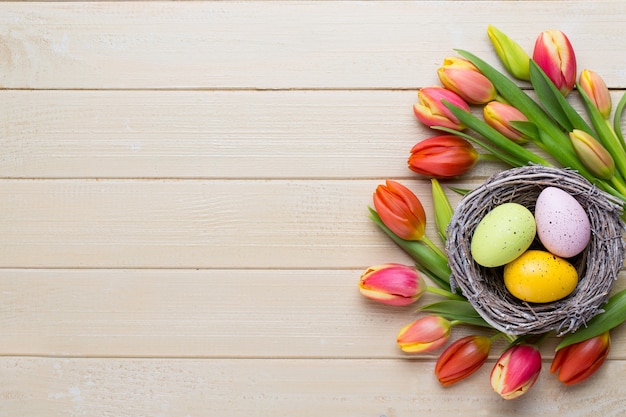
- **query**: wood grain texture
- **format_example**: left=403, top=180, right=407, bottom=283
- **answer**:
left=2, top=89, right=617, bottom=180
left=0, top=269, right=624, bottom=359
left=0, top=1, right=625, bottom=89
left=1, top=357, right=625, bottom=417
left=0, top=178, right=478, bottom=268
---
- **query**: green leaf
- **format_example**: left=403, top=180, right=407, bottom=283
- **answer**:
left=368, top=208, right=452, bottom=290
left=556, top=289, right=626, bottom=350
left=509, top=120, right=541, bottom=143
left=420, top=300, right=492, bottom=328
left=529, top=60, right=594, bottom=135
left=448, top=186, right=471, bottom=196
left=613, top=92, right=626, bottom=143
left=529, top=62, right=573, bottom=132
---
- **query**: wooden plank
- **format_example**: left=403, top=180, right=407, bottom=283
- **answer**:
left=4, top=89, right=616, bottom=179
left=0, top=89, right=509, bottom=179
left=0, top=1, right=625, bottom=89
left=1, top=357, right=625, bottom=416
left=0, top=178, right=474, bottom=268
left=0, top=269, right=624, bottom=359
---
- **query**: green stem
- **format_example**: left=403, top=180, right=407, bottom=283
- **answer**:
left=425, top=286, right=466, bottom=301
left=610, top=175, right=626, bottom=197
left=489, top=332, right=515, bottom=343
left=421, top=235, right=447, bottom=261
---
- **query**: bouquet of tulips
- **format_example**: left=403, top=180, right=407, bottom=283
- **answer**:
left=359, top=26, right=626, bottom=399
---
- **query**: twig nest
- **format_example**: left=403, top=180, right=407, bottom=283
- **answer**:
left=446, top=165, right=625, bottom=336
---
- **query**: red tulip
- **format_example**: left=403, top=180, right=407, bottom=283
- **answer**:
left=435, top=335, right=491, bottom=386
left=408, top=135, right=479, bottom=178
left=550, top=331, right=611, bottom=385
left=358, top=263, right=426, bottom=306
left=373, top=180, right=426, bottom=241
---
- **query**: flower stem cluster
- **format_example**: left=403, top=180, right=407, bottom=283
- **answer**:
left=360, top=25, right=626, bottom=400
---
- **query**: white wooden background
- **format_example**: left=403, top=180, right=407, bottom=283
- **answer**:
left=1, top=1, right=625, bottom=416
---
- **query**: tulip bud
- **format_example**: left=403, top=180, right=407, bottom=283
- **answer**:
left=490, top=344, right=542, bottom=400
left=533, top=30, right=577, bottom=96
left=397, top=316, right=451, bottom=354
left=358, top=263, right=426, bottom=306
left=413, top=87, right=470, bottom=131
left=569, top=129, right=615, bottom=179
left=435, top=335, right=491, bottom=386
left=437, top=57, right=497, bottom=104
left=487, top=25, right=531, bottom=81
left=579, top=69, right=612, bottom=119
left=483, top=101, right=531, bottom=144
left=431, top=179, right=454, bottom=242
left=408, top=135, right=479, bottom=179
left=550, top=331, right=611, bottom=385
left=373, top=180, right=426, bottom=241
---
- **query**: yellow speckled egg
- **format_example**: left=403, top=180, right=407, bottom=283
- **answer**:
left=503, top=250, right=578, bottom=303
left=470, top=203, right=536, bottom=267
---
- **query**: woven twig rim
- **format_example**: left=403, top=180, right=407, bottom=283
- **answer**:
left=446, top=165, right=625, bottom=336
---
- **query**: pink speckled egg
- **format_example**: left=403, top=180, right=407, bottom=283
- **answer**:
left=535, top=187, right=590, bottom=258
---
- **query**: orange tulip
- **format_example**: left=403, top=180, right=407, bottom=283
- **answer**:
left=373, top=180, right=426, bottom=241
left=579, top=69, right=612, bottom=119
left=569, top=129, right=615, bottom=179
left=550, top=331, right=611, bottom=385
left=438, top=57, right=497, bottom=104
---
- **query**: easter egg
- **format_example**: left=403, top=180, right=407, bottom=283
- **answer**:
left=535, top=187, right=590, bottom=258
left=504, top=250, right=578, bottom=303
left=470, top=203, right=536, bottom=267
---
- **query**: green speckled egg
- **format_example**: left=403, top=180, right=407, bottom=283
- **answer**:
left=470, top=203, right=536, bottom=267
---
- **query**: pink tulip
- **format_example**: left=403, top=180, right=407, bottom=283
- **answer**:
left=358, top=263, right=426, bottom=306
left=397, top=316, right=451, bottom=353
left=490, top=344, right=542, bottom=400
left=533, top=30, right=577, bottom=96
left=483, top=101, right=530, bottom=144
left=437, top=57, right=497, bottom=104
left=413, top=87, right=470, bottom=130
